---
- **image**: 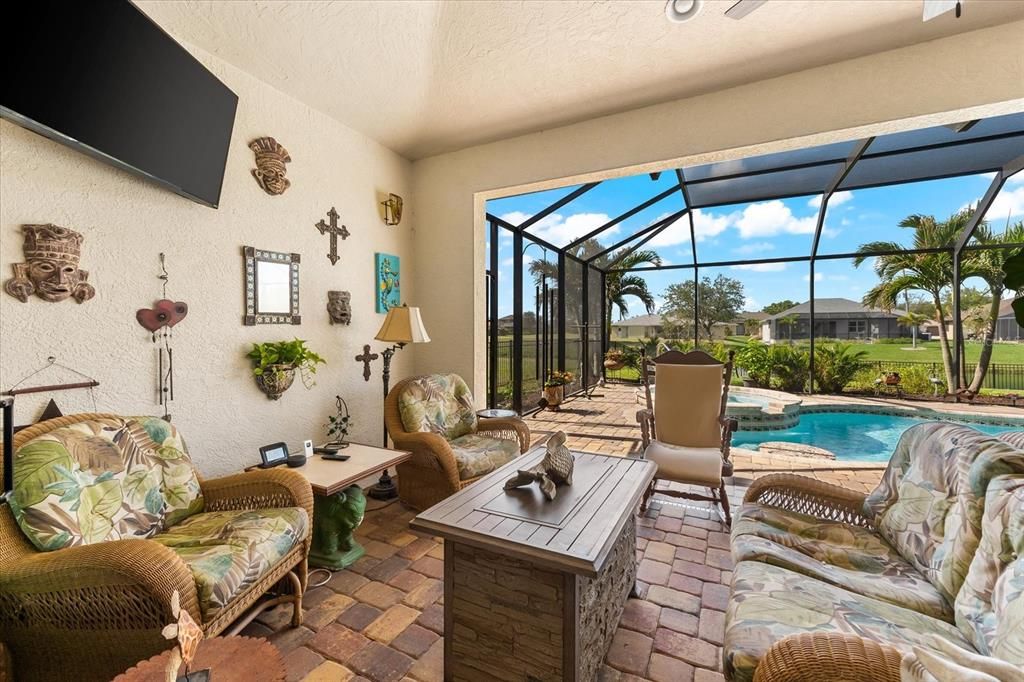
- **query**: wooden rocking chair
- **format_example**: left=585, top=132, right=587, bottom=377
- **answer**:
left=636, top=349, right=738, bottom=524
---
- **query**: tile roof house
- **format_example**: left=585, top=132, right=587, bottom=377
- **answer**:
left=761, top=298, right=907, bottom=342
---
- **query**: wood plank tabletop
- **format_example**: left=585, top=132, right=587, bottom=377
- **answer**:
left=411, top=449, right=655, bottom=577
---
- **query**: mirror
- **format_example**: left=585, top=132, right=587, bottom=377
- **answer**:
left=243, top=246, right=301, bottom=325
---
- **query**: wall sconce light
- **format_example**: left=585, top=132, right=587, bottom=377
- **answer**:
left=381, top=193, right=403, bottom=226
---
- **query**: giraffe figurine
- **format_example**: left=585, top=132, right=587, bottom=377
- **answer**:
left=160, top=590, right=204, bottom=682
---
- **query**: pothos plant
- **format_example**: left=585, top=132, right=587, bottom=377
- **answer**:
left=247, top=338, right=326, bottom=388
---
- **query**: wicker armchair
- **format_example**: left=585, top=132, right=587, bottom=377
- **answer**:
left=0, top=413, right=314, bottom=682
left=385, top=374, right=530, bottom=510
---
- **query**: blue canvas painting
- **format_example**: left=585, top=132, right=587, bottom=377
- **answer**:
left=375, top=253, right=400, bottom=313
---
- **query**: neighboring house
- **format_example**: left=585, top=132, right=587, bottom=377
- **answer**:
left=611, top=314, right=663, bottom=339
left=761, top=298, right=908, bottom=342
left=921, top=299, right=1023, bottom=342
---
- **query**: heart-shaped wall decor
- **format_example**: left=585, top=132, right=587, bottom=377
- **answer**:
left=136, top=299, right=189, bottom=332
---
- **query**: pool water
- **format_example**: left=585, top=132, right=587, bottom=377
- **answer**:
left=733, top=412, right=1020, bottom=462
left=727, top=394, right=769, bottom=406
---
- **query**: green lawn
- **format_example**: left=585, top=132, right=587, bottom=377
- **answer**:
left=720, top=337, right=1024, bottom=364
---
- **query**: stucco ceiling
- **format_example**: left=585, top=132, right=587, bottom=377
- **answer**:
left=137, top=0, right=1024, bottom=160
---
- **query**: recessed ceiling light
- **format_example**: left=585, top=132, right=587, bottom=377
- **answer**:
left=665, top=0, right=703, bottom=23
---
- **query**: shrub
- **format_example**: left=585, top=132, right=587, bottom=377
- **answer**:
left=737, top=340, right=772, bottom=387
left=873, top=337, right=917, bottom=345
left=814, top=343, right=869, bottom=393
left=770, top=344, right=809, bottom=393
left=845, top=364, right=936, bottom=395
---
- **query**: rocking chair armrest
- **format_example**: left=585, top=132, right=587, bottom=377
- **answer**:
left=719, top=416, right=739, bottom=433
left=201, top=468, right=314, bottom=524
left=753, top=632, right=902, bottom=682
left=636, top=408, right=654, bottom=449
left=0, top=538, right=202, bottom=626
left=476, top=417, right=531, bottom=453
left=743, top=473, right=873, bottom=528
left=390, top=431, right=462, bottom=490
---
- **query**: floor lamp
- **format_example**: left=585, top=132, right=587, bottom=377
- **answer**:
left=1, top=397, right=14, bottom=505
left=367, top=305, right=430, bottom=500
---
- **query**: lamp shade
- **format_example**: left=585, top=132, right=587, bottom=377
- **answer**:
left=375, top=305, right=430, bottom=344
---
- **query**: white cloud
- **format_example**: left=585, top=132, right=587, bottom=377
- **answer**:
left=983, top=186, right=1024, bottom=221
left=498, top=211, right=615, bottom=245
left=807, top=191, right=853, bottom=210
left=801, top=273, right=849, bottom=282
left=1007, top=172, right=1024, bottom=186
left=732, top=262, right=788, bottom=272
left=693, top=209, right=734, bottom=241
left=802, top=272, right=824, bottom=282
left=732, top=242, right=775, bottom=256
left=744, top=296, right=759, bottom=311
left=646, top=213, right=692, bottom=248
left=644, top=209, right=734, bottom=248
left=735, top=200, right=817, bottom=238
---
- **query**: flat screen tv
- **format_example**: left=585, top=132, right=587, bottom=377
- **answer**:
left=1, top=0, right=238, bottom=208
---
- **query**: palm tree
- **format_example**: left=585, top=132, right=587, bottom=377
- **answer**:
left=854, top=210, right=978, bottom=392
left=528, top=238, right=662, bottom=336
left=777, top=313, right=799, bottom=343
left=961, top=219, right=1024, bottom=392
left=897, top=310, right=928, bottom=348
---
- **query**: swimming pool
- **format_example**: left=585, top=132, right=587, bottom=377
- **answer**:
left=732, top=411, right=1020, bottom=462
left=727, top=394, right=769, bottom=406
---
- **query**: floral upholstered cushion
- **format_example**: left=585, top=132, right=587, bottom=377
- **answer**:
left=954, top=474, right=1024, bottom=665
left=449, top=433, right=520, bottom=480
left=996, top=431, right=1024, bottom=450
left=731, top=503, right=953, bottom=620
left=153, top=507, right=308, bottom=618
left=398, top=374, right=478, bottom=440
left=863, top=422, right=1024, bottom=604
left=724, top=561, right=976, bottom=682
left=9, top=416, right=204, bottom=551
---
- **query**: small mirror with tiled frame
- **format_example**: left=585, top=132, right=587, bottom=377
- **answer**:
left=243, top=245, right=301, bottom=325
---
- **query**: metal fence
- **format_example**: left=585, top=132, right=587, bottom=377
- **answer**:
left=862, top=360, right=1024, bottom=391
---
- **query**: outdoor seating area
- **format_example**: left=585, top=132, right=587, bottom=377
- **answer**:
left=2, top=2, right=1024, bottom=681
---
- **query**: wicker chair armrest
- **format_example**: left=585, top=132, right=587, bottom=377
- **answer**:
left=753, top=632, right=902, bottom=682
left=201, top=468, right=314, bottom=523
left=0, top=538, right=201, bottom=624
left=476, top=417, right=531, bottom=453
left=391, top=431, right=462, bottom=491
left=743, top=473, right=873, bottom=528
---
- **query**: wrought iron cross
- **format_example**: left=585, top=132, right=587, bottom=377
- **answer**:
left=355, top=344, right=379, bottom=382
left=315, top=207, right=350, bottom=265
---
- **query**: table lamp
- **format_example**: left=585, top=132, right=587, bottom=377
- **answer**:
left=368, top=304, right=430, bottom=499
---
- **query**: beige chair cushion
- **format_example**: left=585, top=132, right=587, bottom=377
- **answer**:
left=644, top=441, right=723, bottom=486
left=654, top=363, right=723, bottom=448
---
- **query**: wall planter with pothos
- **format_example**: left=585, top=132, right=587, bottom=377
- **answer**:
left=248, top=339, right=325, bottom=400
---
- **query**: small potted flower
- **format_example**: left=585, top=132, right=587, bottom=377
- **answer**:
left=603, top=349, right=626, bottom=371
left=247, top=338, right=326, bottom=400
left=543, top=370, right=574, bottom=407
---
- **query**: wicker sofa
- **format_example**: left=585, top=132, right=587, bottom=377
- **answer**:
left=385, top=373, right=530, bottom=510
left=723, top=422, right=1024, bottom=682
left=0, top=413, right=313, bottom=682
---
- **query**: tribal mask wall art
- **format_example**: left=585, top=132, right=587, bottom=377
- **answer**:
left=249, top=136, right=291, bottom=195
left=4, top=224, right=95, bottom=304
left=327, top=290, right=352, bottom=325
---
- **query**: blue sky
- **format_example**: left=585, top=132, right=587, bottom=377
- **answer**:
left=487, top=170, right=1024, bottom=318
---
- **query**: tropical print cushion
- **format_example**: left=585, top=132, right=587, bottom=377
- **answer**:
left=863, top=422, right=1024, bottom=603
left=954, top=474, right=1024, bottom=665
left=398, top=374, right=477, bottom=440
left=731, top=504, right=953, bottom=620
left=724, top=561, right=976, bottom=682
left=996, top=431, right=1024, bottom=450
left=449, top=433, right=520, bottom=480
left=9, top=416, right=204, bottom=551
left=153, top=507, right=308, bottom=618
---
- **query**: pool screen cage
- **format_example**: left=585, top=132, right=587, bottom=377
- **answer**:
left=486, top=113, right=1024, bottom=413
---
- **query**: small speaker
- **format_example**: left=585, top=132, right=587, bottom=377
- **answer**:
left=286, top=453, right=306, bottom=468
left=303, top=439, right=314, bottom=458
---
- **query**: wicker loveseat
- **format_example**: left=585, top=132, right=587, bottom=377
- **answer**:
left=0, top=413, right=313, bottom=682
left=723, top=422, right=1024, bottom=682
left=385, top=373, right=530, bottom=510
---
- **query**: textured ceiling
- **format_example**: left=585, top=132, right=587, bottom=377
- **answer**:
left=137, top=0, right=1024, bottom=160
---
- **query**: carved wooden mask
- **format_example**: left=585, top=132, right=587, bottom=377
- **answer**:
left=4, top=224, right=95, bottom=304
left=249, top=137, right=291, bottom=195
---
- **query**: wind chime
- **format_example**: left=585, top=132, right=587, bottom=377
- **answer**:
left=135, top=254, right=188, bottom=420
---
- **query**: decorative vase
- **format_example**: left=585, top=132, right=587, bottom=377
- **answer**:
left=543, top=385, right=564, bottom=406
left=256, top=364, right=296, bottom=400
left=603, top=359, right=625, bottom=371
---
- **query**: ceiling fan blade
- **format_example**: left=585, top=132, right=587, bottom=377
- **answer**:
left=923, top=0, right=963, bottom=21
left=725, top=0, right=768, bottom=20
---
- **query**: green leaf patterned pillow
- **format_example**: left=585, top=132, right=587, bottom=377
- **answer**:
left=9, top=416, right=204, bottom=551
left=398, top=374, right=478, bottom=440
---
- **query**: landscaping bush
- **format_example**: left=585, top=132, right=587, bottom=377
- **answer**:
left=770, top=344, right=809, bottom=393
left=814, top=343, right=869, bottom=393
left=873, top=337, right=917, bottom=345
left=737, top=340, right=772, bottom=387
left=845, top=364, right=936, bottom=395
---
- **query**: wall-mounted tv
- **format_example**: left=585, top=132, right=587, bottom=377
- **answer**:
left=1, top=0, right=238, bottom=208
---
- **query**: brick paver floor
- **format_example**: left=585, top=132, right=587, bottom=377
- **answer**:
left=249, top=383, right=893, bottom=681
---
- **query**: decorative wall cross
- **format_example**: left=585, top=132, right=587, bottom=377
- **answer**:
left=315, top=207, right=350, bottom=265
left=356, top=344, right=379, bottom=382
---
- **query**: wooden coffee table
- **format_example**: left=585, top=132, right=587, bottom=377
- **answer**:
left=411, top=448, right=655, bottom=682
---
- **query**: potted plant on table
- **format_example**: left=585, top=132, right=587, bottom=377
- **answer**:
left=543, top=370, right=574, bottom=408
left=247, top=338, right=326, bottom=400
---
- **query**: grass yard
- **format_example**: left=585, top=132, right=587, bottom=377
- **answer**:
left=720, top=337, right=1024, bottom=364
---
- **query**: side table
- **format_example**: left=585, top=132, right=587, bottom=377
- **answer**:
left=476, top=408, right=518, bottom=419
left=113, top=636, right=284, bottom=682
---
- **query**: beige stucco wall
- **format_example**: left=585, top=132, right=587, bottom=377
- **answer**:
left=0, top=42, right=414, bottom=477
left=411, top=21, right=1024, bottom=401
